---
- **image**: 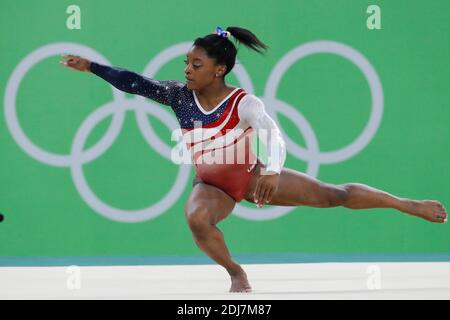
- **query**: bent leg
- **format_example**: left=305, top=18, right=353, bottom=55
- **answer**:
left=245, top=166, right=447, bottom=223
left=185, top=182, right=251, bottom=292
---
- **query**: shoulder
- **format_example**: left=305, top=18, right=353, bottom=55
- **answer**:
left=239, top=93, right=263, bottom=106
left=238, top=93, right=265, bottom=119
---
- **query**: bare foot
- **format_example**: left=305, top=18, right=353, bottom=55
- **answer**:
left=229, top=268, right=252, bottom=293
left=402, top=200, right=448, bottom=223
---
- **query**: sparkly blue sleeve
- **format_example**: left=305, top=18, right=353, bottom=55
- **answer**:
left=90, top=62, right=183, bottom=106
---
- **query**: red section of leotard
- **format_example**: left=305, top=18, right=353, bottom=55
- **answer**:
left=182, top=88, right=258, bottom=202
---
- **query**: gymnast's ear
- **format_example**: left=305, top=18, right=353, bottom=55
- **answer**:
left=215, top=64, right=227, bottom=78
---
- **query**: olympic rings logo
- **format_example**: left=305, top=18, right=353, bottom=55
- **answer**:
left=4, top=41, right=383, bottom=223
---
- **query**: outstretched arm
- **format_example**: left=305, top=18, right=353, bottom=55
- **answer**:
left=59, top=54, right=182, bottom=106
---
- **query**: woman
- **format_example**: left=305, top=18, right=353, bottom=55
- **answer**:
left=60, top=26, right=447, bottom=293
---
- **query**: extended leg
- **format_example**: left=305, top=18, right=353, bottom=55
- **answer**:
left=244, top=166, right=447, bottom=223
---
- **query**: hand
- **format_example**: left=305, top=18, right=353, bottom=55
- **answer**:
left=59, top=54, right=91, bottom=72
left=253, top=172, right=280, bottom=208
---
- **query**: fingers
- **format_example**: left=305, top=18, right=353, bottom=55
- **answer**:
left=259, top=186, right=270, bottom=206
left=60, top=54, right=73, bottom=63
left=267, top=185, right=276, bottom=204
left=253, top=179, right=261, bottom=205
left=59, top=54, right=81, bottom=68
left=254, top=181, right=272, bottom=208
left=261, top=186, right=272, bottom=206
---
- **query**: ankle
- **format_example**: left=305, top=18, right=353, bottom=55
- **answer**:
left=226, top=264, right=244, bottom=276
left=398, top=198, right=415, bottom=213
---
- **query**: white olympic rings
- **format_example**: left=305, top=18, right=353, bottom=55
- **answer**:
left=4, top=40, right=383, bottom=222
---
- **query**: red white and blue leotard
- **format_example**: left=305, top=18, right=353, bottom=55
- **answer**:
left=90, top=62, right=286, bottom=202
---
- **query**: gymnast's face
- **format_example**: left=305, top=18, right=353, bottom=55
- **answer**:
left=184, top=46, right=227, bottom=91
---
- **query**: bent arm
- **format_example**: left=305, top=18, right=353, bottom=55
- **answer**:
left=238, top=95, right=287, bottom=174
left=90, top=62, right=182, bottom=106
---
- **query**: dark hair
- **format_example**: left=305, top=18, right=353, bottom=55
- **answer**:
left=192, top=26, right=268, bottom=76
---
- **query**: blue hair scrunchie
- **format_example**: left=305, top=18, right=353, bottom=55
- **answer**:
left=215, top=26, right=231, bottom=39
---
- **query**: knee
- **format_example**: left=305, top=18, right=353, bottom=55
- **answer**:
left=184, top=205, right=213, bottom=235
left=330, top=183, right=365, bottom=206
left=326, top=184, right=350, bottom=207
